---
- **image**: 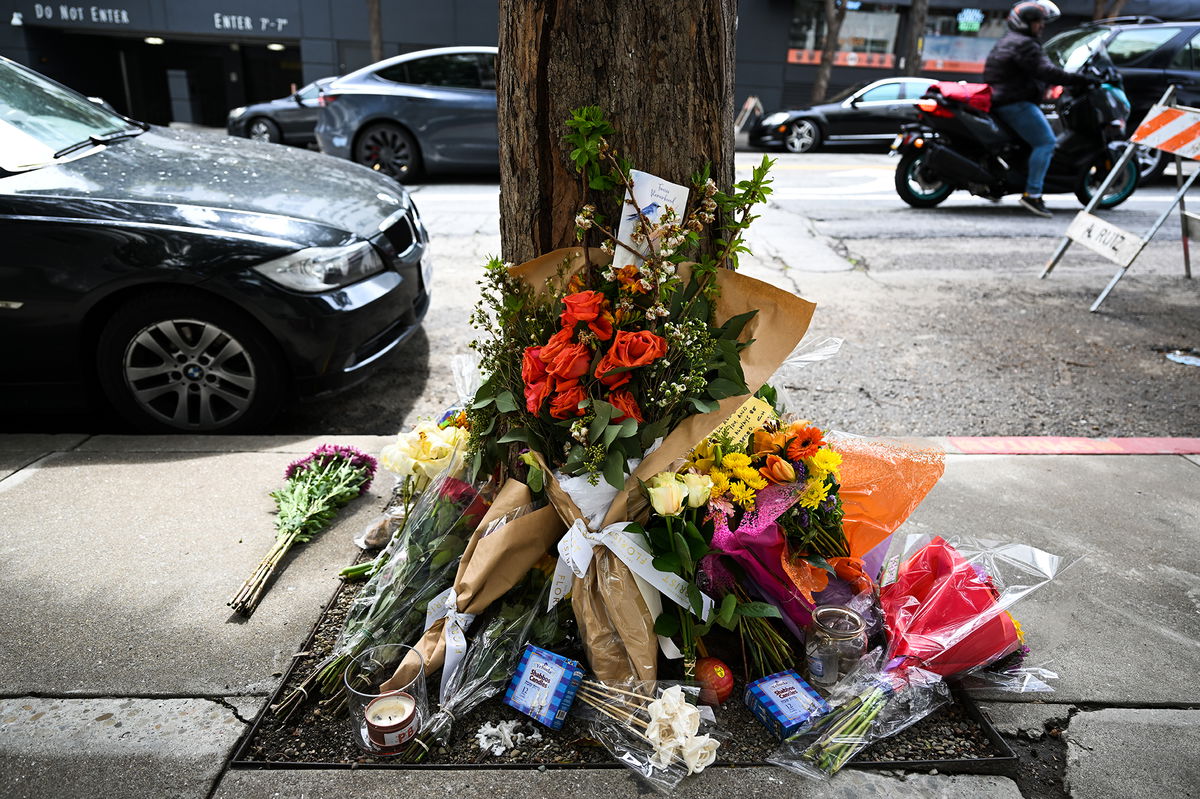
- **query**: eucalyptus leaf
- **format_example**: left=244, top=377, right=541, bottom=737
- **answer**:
left=654, top=611, right=680, bottom=638
left=495, top=391, right=518, bottom=414
left=707, top=378, right=743, bottom=400
left=603, top=448, right=625, bottom=490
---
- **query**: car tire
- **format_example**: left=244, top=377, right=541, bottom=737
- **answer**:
left=96, top=290, right=285, bottom=433
left=784, top=119, right=821, bottom=154
left=1075, top=153, right=1138, bottom=210
left=247, top=117, right=281, bottom=143
left=355, top=123, right=424, bottom=183
left=894, top=150, right=953, bottom=208
left=1133, top=144, right=1167, bottom=186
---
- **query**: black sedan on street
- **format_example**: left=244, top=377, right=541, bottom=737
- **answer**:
left=0, top=57, right=430, bottom=432
left=750, top=77, right=936, bottom=153
left=227, top=77, right=335, bottom=146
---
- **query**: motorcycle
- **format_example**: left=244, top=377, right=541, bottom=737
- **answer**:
left=890, top=49, right=1137, bottom=210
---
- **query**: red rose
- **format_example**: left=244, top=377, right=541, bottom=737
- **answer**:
left=549, top=381, right=588, bottom=419
left=540, top=327, right=574, bottom=365
left=588, top=311, right=615, bottom=342
left=560, top=290, right=606, bottom=327
left=545, top=341, right=592, bottom=381
left=522, top=346, right=548, bottom=386
left=524, top=379, right=551, bottom=414
left=595, top=329, right=668, bottom=386
left=608, top=389, right=644, bottom=423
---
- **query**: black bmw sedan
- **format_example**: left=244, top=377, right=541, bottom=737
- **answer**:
left=750, top=77, right=936, bottom=154
left=0, top=57, right=430, bottom=432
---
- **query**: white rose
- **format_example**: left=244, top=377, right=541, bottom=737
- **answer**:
left=674, top=703, right=701, bottom=738
left=680, top=734, right=719, bottom=775
left=649, top=740, right=679, bottom=770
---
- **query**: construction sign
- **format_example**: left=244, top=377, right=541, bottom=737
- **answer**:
left=1043, top=87, right=1197, bottom=311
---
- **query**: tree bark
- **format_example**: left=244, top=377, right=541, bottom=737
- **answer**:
left=1092, top=0, right=1130, bottom=21
left=811, top=0, right=848, bottom=104
left=902, top=0, right=929, bottom=77
left=368, top=0, right=383, bottom=63
left=498, top=0, right=737, bottom=265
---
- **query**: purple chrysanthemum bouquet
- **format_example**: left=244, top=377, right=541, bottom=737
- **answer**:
left=230, top=444, right=377, bottom=616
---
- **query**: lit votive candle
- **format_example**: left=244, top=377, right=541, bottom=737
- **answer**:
left=364, top=691, right=418, bottom=752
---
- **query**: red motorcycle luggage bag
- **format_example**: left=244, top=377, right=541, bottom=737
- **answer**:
left=931, top=81, right=992, bottom=113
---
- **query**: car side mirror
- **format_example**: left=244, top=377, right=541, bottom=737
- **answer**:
left=293, top=93, right=306, bottom=106
left=849, top=96, right=860, bottom=107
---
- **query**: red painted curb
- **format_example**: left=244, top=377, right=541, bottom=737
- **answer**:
left=944, top=437, right=1200, bottom=455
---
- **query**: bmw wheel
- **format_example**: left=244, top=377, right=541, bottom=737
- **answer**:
left=894, top=150, right=953, bottom=208
left=355, top=123, right=424, bottom=183
left=784, top=120, right=821, bottom=154
left=97, top=291, right=284, bottom=432
left=247, top=117, right=281, bottom=143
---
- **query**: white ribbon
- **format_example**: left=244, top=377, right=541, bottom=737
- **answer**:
left=425, top=587, right=477, bottom=704
left=548, top=518, right=714, bottom=623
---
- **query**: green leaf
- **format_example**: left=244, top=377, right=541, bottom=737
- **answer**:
left=673, top=530, right=694, bottom=573
left=687, top=583, right=704, bottom=618
left=688, top=396, right=720, bottom=414
left=616, top=418, right=638, bottom=439
left=603, top=448, right=625, bottom=490
left=527, top=467, right=544, bottom=494
left=601, top=423, right=622, bottom=449
left=707, top=378, right=743, bottom=400
left=498, top=428, right=532, bottom=445
left=717, top=593, right=738, bottom=627
left=654, top=611, right=680, bottom=638
left=652, top=553, right=682, bottom=574
left=719, top=310, right=757, bottom=341
left=495, top=391, right=518, bottom=413
left=588, top=400, right=616, bottom=443
left=471, top=395, right=495, bottom=409
left=805, top=553, right=837, bottom=576
left=737, top=601, right=783, bottom=619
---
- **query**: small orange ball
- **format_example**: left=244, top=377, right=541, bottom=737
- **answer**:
left=696, top=656, right=735, bottom=705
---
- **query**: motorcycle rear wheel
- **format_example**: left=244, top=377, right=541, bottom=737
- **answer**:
left=1075, top=153, right=1138, bottom=209
left=895, top=150, right=954, bottom=208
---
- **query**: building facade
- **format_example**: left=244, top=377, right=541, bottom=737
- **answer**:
left=0, top=0, right=1192, bottom=127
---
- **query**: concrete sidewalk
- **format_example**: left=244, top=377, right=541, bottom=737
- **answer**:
left=0, top=434, right=1197, bottom=799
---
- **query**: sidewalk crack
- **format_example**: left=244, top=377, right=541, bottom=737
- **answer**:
left=207, top=697, right=253, bottom=725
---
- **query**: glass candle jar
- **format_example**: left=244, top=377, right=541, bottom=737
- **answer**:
left=805, top=605, right=868, bottom=689
left=344, top=643, right=427, bottom=756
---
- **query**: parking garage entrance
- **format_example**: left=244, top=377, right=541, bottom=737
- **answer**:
left=21, top=27, right=301, bottom=127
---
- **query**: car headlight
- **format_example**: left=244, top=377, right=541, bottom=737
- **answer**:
left=762, top=112, right=791, bottom=127
left=228, top=107, right=246, bottom=119
left=252, top=241, right=385, bottom=292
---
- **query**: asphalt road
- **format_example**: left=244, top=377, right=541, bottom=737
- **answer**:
left=12, top=149, right=1200, bottom=437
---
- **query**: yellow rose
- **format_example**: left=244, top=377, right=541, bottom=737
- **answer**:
left=680, top=472, right=714, bottom=508
left=379, top=420, right=468, bottom=491
left=646, top=472, right=687, bottom=517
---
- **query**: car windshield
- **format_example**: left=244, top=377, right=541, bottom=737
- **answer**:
left=1045, top=28, right=1110, bottom=71
left=827, top=83, right=869, bottom=104
left=0, top=59, right=140, bottom=172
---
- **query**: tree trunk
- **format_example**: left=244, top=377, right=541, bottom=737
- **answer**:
left=811, top=0, right=848, bottom=104
left=1093, top=0, right=1130, bottom=20
left=368, top=0, right=383, bottom=63
left=902, top=0, right=929, bottom=77
left=498, top=0, right=737, bottom=265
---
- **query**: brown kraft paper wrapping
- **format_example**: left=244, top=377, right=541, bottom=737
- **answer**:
left=381, top=479, right=565, bottom=690
left=514, top=248, right=817, bottom=682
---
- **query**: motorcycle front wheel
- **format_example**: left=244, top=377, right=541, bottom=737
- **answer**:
left=895, top=150, right=954, bottom=208
left=1075, top=153, right=1138, bottom=209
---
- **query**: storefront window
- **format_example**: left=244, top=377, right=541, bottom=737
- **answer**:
left=921, top=9, right=1007, bottom=72
left=788, top=0, right=899, bottom=69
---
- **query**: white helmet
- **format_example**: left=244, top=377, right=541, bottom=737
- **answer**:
left=1008, top=0, right=1061, bottom=33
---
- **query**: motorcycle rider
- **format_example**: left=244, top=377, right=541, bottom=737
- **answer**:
left=983, top=1, right=1096, bottom=217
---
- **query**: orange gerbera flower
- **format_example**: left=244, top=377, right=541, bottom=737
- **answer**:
left=786, top=425, right=825, bottom=461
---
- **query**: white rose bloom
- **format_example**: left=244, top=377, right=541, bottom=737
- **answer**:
left=681, top=734, right=720, bottom=775
left=649, top=740, right=679, bottom=771
left=644, top=718, right=675, bottom=747
left=675, top=703, right=701, bottom=738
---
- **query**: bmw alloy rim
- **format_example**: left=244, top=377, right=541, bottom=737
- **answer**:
left=249, top=121, right=272, bottom=141
left=121, top=318, right=256, bottom=430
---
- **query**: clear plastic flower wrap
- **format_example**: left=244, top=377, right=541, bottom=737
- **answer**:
left=401, top=558, right=571, bottom=761
left=573, top=681, right=721, bottom=793
left=769, top=534, right=1066, bottom=779
left=271, top=467, right=491, bottom=720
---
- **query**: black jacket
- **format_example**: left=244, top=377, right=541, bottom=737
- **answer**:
left=983, top=30, right=1085, bottom=107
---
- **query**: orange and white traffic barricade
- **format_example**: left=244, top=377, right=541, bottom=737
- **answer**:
left=1043, top=86, right=1198, bottom=312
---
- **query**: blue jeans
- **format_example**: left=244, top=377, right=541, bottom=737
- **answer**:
left=994, top=101, right=1056, bottom=197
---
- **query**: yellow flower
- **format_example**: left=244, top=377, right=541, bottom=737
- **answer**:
left=1008, top=612, right=1026, bottom=643
left=708, top=469, right=730, bottom=497
left=798, top=476, right=830, bottom=510
left=645, top=472, right=687, bottom=517
left=680, top=472, right=714, bottom=508
left=732, top=466, right=761, bottom=484
left=690, top=440, right=716, bottom=473
left=807, top=448, right=842, bottom=481
left=380, top=420, right=469, bottom=491
left=721, top=452, right=752, bottom=470
left=728, top=481, right=757, bottom=510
